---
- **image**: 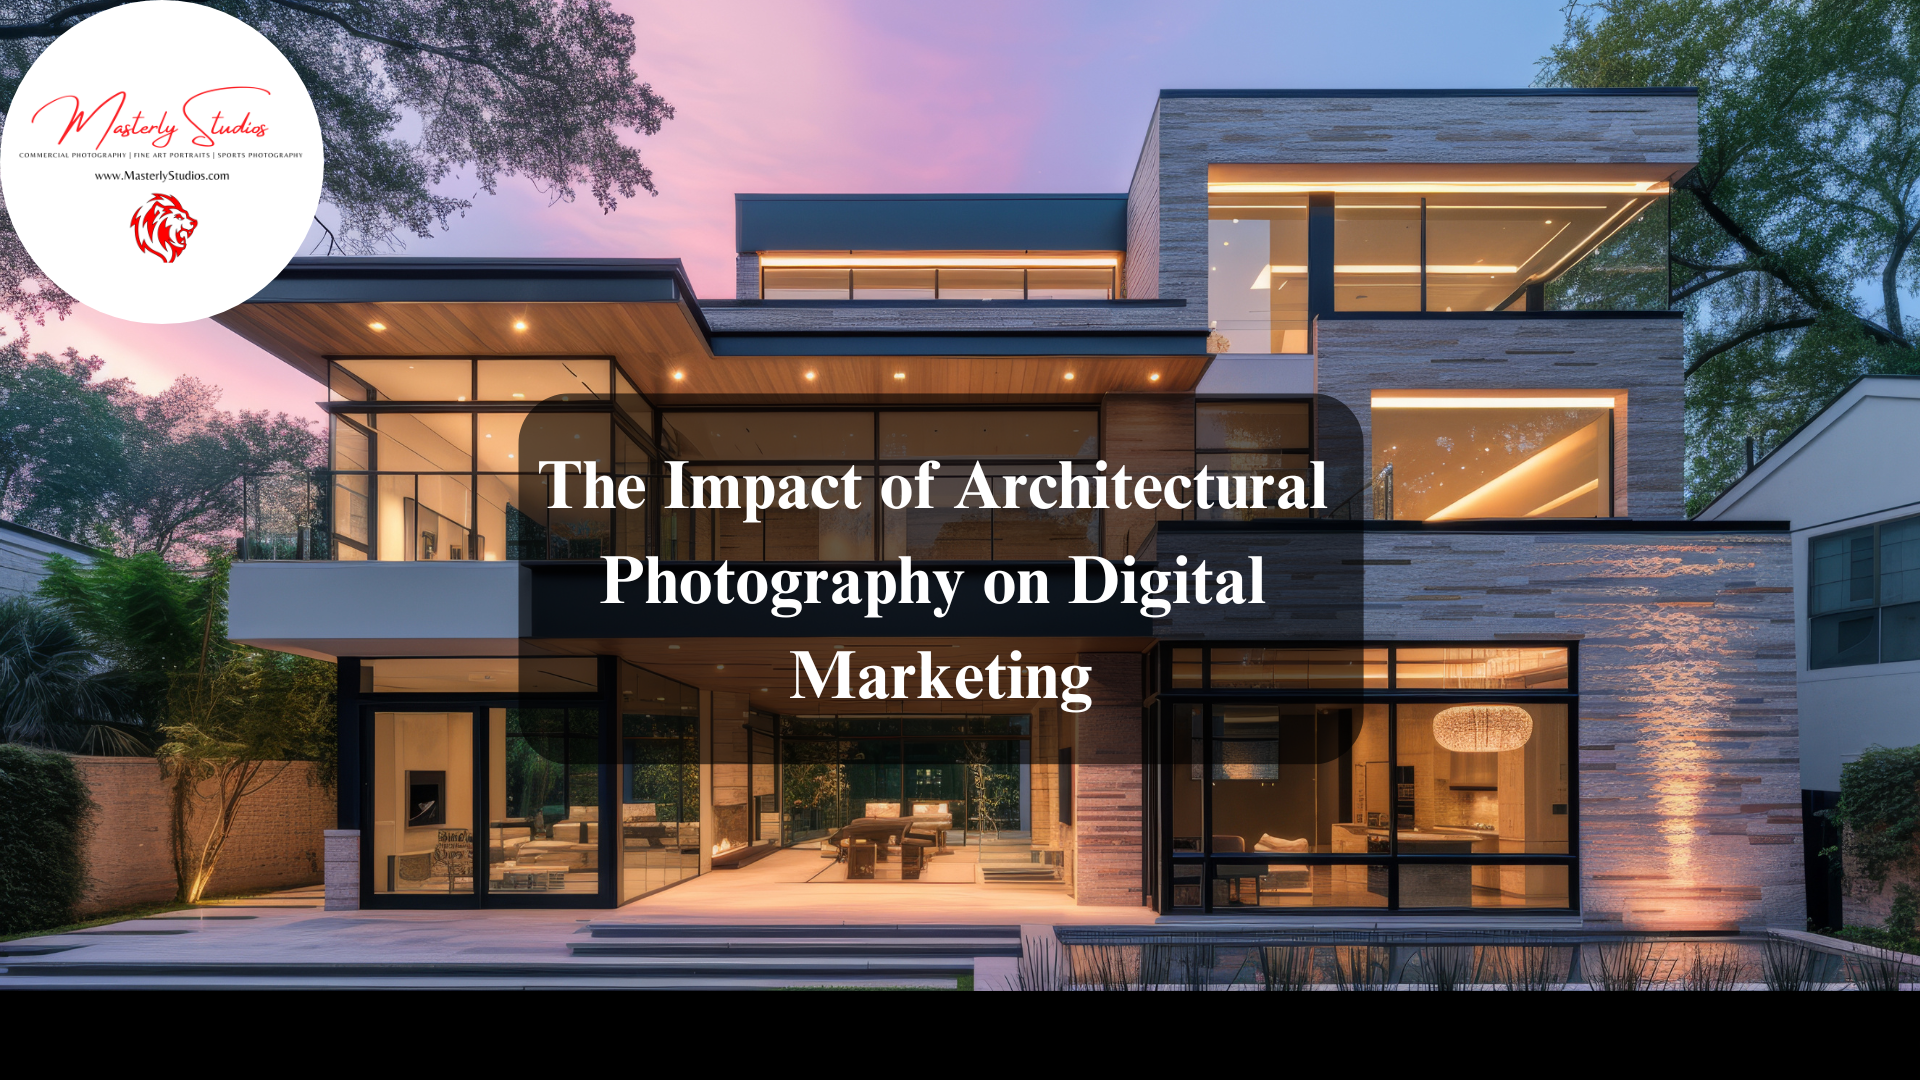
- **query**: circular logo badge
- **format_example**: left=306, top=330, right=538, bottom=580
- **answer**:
left=1, top=1, right=324, bottom=323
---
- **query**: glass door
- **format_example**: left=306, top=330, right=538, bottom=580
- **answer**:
left=489, top=707, right=604, bottom=897
left=371, top=710, right=478, bottom=897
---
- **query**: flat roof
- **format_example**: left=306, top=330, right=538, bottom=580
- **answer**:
left=735, top=193, right=1128, bottom=254
left=1160, top=87, right=1698, bottom=98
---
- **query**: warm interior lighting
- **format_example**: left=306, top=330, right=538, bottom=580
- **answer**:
left=762, top=254, right=1118, bottom=268
left=510, top=392, right=525, bottom=399
left=513, top=320, right=528, bottom=331
left=672, top=371, right=685, bottom=381
left=893, top=372, right=905, bottom=380
left=1373, top=395, right=1616, bottom=409
left=1063, top=372, right=1075, bottom=380
left=804, top=370, right=816, bottom=380
left=1149, top=373, right=1161, bottom=382
left=1432, top=704, right=1533, bottom=752
left=1209, top=181, right=1669, bottom=195
left=1426, top=419, right=1606, bottom=521
left=367, top=321, right=387, bottom=331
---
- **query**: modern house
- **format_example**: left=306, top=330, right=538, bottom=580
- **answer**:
left=1694, top=374, right=1920, bottom=928
left=217, top=88, right=1802, bottom=930
left=0, top=518, right=98, bottom=597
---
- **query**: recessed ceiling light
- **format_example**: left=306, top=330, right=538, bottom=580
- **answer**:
left=511, top=392, right=525, bottom=399
left=673, top=371, right=685, bottom=381
left=1149, top=373, right=1161, bottom=382
left=513, top=320, right=528, bottom=331
left=368, top=322, right=386, bottom=331
left=893, top=372, right=905, bottom=380
left=1064, top=372, right=1075, bottom=380
left=668, top=644, right=680, bottom=650
left=456, top=395, right=467, bottom=402
left=804, top=370, right=817, bottom=380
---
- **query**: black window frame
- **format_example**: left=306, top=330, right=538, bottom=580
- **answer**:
left=1807, top=512, right=1920, bottom=669
left=1145, top=640, right=1579, bottom=916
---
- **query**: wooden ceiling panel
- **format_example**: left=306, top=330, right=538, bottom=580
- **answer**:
left=213, top=300, right=1208, bottom=403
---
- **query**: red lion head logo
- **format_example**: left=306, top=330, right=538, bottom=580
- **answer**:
left=131, top=193, right=196, bottom=263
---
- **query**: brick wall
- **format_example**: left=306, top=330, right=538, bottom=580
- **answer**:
left=71, top=757, right=335, bottom=913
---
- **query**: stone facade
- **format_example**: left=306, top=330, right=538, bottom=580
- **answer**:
left=735, top=254, right=759, bottom=300
left=1152, top=524, right=1802, bottom=931
left=71, top=756, right=335, bottom=913
left=324, top=829, right=359, bottom=911
left=1126, top=100, right=1161, bottom=301
left=1314, top=316, right=1687, bottom=520
left=1072, top=653, right=1145, bottom=906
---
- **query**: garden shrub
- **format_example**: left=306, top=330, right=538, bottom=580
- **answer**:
left=0, top=744, right=96, bottom=934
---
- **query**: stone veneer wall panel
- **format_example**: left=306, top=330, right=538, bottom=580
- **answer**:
left=1127, top=101, right=1161, bottom=300
left=1102, top=393, right=1196, bottom=559
left=1152, top=94, right=1699, bottom=316
left=735, top=255, right=759, bottom=300
left=1151, top=526, right=1799, bottom=931
left=1072, top=653, right=1145, bottom=906
left=71, top=757, right=335, bottom=913
left=1312, top=318, right=1685, bottom=520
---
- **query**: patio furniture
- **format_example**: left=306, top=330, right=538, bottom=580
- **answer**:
left=1211, top=835, right=1261, bottom=904
left=846, top=840, right=877, bottom=879
left=492, top=866, right=570, bottom=891
left=514, top=839, right=598, bottom=871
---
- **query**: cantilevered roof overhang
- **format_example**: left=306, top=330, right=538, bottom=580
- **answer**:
left=214, top=257, right=1209, bottom=403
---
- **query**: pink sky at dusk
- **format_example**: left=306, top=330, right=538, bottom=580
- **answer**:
left=34, top=0, right=1565, bottom=425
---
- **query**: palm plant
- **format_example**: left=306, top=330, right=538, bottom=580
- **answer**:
left=0, top=596, right=142, bottom=753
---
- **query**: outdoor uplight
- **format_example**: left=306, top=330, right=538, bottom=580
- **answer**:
left=1432, top=704, right=1533, bottom=753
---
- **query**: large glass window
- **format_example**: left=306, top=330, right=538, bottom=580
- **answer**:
left=1204, top=168, right=1671, bottom=338
left=1371, top=393, right=1613, bottom=520
left=1205, top=203, right=1309, bottom=354
left=1810, top=514, right=1920, bottom=668
left=488, top=707, right=605, bottom=895
left=660, top=408, right=1101, bottom=562
left=619, top=664, right=700, bottom=902
left=309, top=359, right=654, bottom=562
left=1160, top=645, right=1574, bottom=913
left=1195, top=401, right=1313, bottom=522
left=760, top=257, right=1118, bottom=301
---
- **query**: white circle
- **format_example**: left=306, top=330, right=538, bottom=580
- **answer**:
left=1, top=1, right=324, bottom=323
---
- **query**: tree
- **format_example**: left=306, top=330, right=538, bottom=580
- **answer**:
left=39, top=551, right=215, bottom=730
left=0, top=595, right=142, bottom=753
left=163, top=646, right=334, bottom=903
left=1537, top=0, right=1920, bottom=511
left=0, top=339, right=129, bottom=534
left=2, top=342, right=321, bottom=557
left=0, top=0, right=674, bottom=330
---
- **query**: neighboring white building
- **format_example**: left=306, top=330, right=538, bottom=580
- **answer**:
left=0, top=518, right=99, bottom=598
left=1697, top=375, right=1920, bottom=793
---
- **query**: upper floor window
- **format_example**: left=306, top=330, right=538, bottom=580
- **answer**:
left=1206, top=167, right=1672, bottom=354
left=758, top=253, right=1119, bottom=300
left=1370, top=392, right=1614, bottom=521
left=1194, top=400, right=1312, bottom=521
left=1810, top=515, right=1920, bottom=669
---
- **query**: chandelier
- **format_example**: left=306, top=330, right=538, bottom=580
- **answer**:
left=1432, top=704, right=1533, bottom=753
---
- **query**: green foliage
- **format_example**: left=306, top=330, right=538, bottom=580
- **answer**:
left=0, top=595, right=142, bottom=754
left=163, top=647, right=337, bottom=784
left=1835, top=884, right=1920, bottom=954
left=0, top=341, right=320, bottom=557
left=1538, top=0, right=1920, bottom=513
left=38, top=551, right=215, bottom=728
left=0, top=743, right=96, bottom=935
left=1825, top=742, right=1920, bottom=889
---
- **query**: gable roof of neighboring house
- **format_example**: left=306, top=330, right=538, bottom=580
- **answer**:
left=1694, top=374, right=1920, bottom=528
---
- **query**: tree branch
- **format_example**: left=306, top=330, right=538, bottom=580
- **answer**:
left=264, top=0, right=537, bottom=98
left=0, top=0, right=129, bottom=39
left=1671, top=267, right=1751, bottom=304
left=1683, top=317, right=1817, bottom=378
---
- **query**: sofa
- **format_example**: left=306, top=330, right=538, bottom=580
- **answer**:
left=549, top=805, right=599, bottom=844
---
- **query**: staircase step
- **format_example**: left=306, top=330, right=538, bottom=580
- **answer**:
left=584, top=922, right=1020, bottom=940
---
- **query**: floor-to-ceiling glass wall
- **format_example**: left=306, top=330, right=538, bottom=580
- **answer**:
left=1154, top=644, right=1575, bottom=914
left=618, top=664, right=701, bottom=902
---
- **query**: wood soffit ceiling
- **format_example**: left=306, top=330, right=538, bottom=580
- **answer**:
left=212, top=300, right=1208, bottom=402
